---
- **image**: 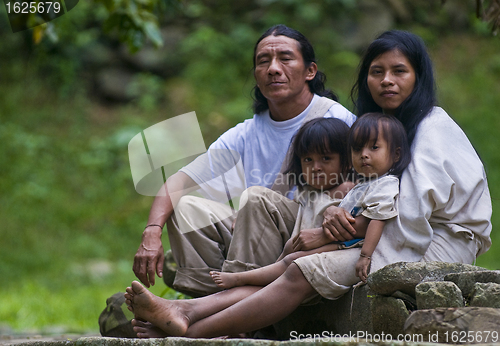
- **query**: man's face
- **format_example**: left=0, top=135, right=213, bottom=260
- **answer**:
left=254, top=35, right=316, bottom=105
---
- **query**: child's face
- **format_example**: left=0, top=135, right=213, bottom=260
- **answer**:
left=300, top=152, right=343, bottom=190
left=351, top=126, right=399, bottom=178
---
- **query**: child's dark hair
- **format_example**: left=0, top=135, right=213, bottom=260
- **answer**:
left=286, top=117, right=351, bottom=186
left=348, top=112, right=411, bottom=177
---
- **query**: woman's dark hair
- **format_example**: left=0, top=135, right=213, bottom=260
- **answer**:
left=285, top=117, right=351, bottom=186
left=348, top=112, right=411, bottom=177
left=351, top=30, right=436, bottom=146
left=252, top=24, right=337, bottom=114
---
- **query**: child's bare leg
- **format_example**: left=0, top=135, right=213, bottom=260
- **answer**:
left=210, top=237, right=295, bottom=289
left=210, top=243, right=341, bottom=289
left=211, top=259, right=290, bottom=289
left=187, top=263, right=317, bottom=338
left=124, top=281, right=261, bottom=336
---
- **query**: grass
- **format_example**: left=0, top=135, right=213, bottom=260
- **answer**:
left=1, top=30, right=500, bottom=334
left=0, top=261, right=179, bottom=333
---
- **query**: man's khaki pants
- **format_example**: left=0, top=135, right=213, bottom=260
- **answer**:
left=166, top=186, right=299, bottom=297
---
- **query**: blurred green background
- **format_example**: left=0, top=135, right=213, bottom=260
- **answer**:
left=0, top=0, right=499, bottom=335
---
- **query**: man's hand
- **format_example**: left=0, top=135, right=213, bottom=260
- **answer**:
left=133, top=230, right=164, bottom=288
left=292, top=227, right=331, bottom=252
left=322, top=206, right=357, bottom=242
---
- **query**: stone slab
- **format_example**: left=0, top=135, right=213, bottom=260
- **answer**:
left=415, top=281, right=464, bottom=309
left=0, top=336, right=464, bottom=346
left=404, top=307, right=500, bottom=344
left=445, top=271, right=500, bottom=298
left=368, top=262, right=486, bottom=297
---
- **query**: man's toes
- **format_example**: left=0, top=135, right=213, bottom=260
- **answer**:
left=133, top=325, right=148, bottom=334
left=131, top=280, right=147, bottom=294
left=132, top=319, right=151, bottom=327
left=136, top=332, right=149, bottom=339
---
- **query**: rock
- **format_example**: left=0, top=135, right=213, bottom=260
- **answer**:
left=404, top=307, right=500, bottom=343
left=272, top=284, right=374, bottom=339
left=367, top=261, right=486, bottom=297
left=81, top=42, right=119, bottom=68
left=75, top=337, right=292, bottom=346
left=445, top=270, right=500, bottom=298
left=119, top=27, right=186, bottom=78
left=415, top=281, right=464, bottom=309
left=339, top=0, right=394, bottom=51
left=162, top=250, right=177, bottom=290
left=95, top=68, right=134, bottom=102
left=391, top=290, right=417, bottom=309
left=470, top=282, right=500, bottom=308
left=370, top=296, right=409, bottom=337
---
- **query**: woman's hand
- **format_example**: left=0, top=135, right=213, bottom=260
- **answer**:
left=133, top=229, right=164, bottom=288
left=322, top=206, right=357, bottom=242
left=292, top=227, right=331, bottom=252
left=355, top=256, right=371, bottom=283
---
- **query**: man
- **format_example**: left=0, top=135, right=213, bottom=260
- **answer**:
left=132, top=25, right=356, bottom=297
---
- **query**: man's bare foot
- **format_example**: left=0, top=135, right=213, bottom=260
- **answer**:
left=131, top=319, right=168, bottom=338
left=209, top=271, right=242, bottom=289
left=124, top=281, right=189, bottom=336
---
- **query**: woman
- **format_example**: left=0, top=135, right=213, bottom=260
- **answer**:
left=124, top=30, right=492, bottom=338
left=323, top=30, right=491, bottom=272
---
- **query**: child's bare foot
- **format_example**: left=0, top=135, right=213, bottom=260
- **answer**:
left=131, top=319, right=168, bottom=338
left=124, top=281, right=189, bottom=336
left=209, top=271, right=241, bottom=289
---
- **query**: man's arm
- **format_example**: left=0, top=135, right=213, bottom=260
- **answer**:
left=132, top=171, right=198, bottom=287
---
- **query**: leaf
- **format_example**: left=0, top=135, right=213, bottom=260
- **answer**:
left=143, top=21, right=163, bottom=47
left=33, top=24, right=46, bottom=44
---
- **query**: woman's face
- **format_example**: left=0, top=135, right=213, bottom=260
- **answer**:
left=367, top=49, right=416, bottom=115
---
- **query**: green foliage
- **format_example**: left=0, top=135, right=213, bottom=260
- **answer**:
left=0, top=71, right=173, bottom=331
left=126, top=72, right=165, bottom=111
left=1, top=0, right=500, bottom=334
left=0, top=264, right=179, bottom=332
left=98, top=0, right=166, bottom=52
left=431, top=35, right=500, bottom=270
